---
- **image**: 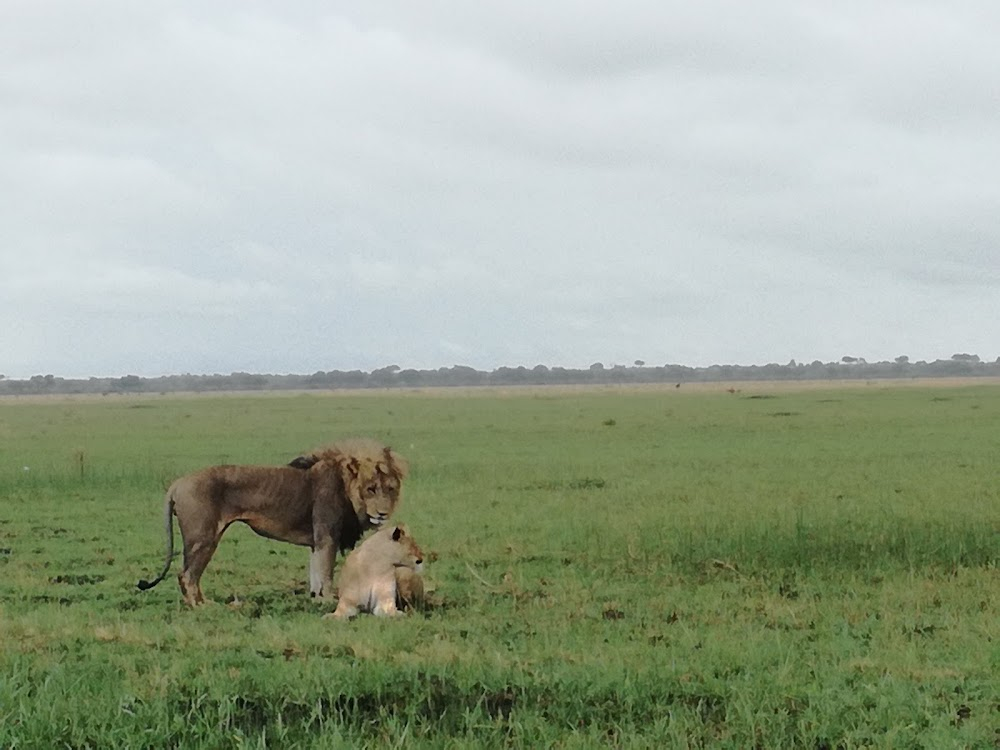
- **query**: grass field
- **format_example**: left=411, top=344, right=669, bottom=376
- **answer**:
left=0, top=382, right=998, bottom=748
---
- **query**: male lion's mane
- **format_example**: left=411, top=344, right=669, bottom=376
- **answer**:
left=287, top=438, right=409, bottom=551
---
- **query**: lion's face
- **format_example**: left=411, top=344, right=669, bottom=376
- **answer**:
left=289, top=441, right=408, bottom=529
left=341, top=453, right=404, bottom=528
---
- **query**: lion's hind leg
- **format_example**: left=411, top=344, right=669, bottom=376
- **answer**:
left=395, top=568, right=425, bottom=612
left=178, top=539, right=218, bottom=606
left=177, top=520, right=226, bottom=607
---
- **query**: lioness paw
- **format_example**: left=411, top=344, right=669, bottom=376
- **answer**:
left=372, top=602, right=402, bottom=617
left=323, top=605, right=358, bottom=620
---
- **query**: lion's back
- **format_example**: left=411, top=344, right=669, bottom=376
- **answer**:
left=168, top=464, right=312, bottom=517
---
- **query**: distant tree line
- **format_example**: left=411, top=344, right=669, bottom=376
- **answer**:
left=1, top=354, right=998, bottom=396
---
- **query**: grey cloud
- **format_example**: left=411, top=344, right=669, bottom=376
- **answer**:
left=1, top=2, right=998, bottom=377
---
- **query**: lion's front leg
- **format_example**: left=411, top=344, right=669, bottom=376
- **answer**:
left=371, top=577, right=402, bottom=617
left=308, top=547, right=323, bottom=598
left=309, top=539, right=337, bottom=600
left=322, top=600, right=358, bottom=620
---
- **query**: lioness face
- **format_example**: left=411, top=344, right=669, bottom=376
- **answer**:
left=391, top=525, right=424, bottom=572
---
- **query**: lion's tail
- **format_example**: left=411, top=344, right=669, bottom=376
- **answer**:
left=136, top=487, right=177, bottom=591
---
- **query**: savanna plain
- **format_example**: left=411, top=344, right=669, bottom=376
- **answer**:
left=0, top=382, right=998, bottom=748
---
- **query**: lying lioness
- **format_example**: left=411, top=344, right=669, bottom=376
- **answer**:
left=324, top=524, right=425, bottom=620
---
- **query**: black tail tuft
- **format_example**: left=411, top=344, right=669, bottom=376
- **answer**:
left=136, top=579, right=156, bottom=591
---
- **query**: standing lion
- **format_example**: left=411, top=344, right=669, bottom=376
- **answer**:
left=137, top=439, right=407, bottom=607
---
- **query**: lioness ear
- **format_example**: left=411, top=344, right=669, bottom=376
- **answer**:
left=288, top=456, right=316, bottom=470
left=391, top=526, right=404, bottom=541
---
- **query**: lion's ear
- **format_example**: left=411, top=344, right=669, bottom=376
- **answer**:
left=391, top=526, right=404, bottom=541
left=384, top=447, right=409, bottom=479
left=288, top=455, right=316, bottom=470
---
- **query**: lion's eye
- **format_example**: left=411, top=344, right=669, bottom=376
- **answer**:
left=366, top=484, right=378, bottom=495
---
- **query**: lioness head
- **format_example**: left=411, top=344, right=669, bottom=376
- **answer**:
left=289, top=439, right=408, bottom=528
left=384, top=524, right=424, bottom=573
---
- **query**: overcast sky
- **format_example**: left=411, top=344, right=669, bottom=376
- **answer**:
left=2, top=2, right=998, bottom=378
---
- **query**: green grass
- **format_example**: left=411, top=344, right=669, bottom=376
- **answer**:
left=1, top=383, right=999, bottom=748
